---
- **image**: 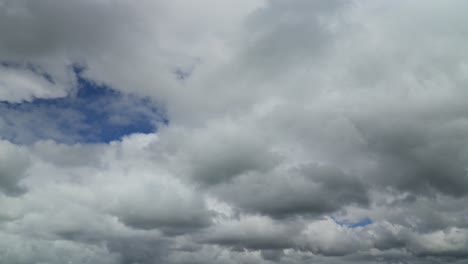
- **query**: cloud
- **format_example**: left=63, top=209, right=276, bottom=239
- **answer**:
left=210, top=164, right=369, bottom=218
left=0, top=63, right=66, bottom=102
left=0, top=69, right=165, bottom=144
left=2, top=0, right=468, bottom=263
left=200, top=214, right=299, bottom=250
left=0, top=140, right=30, bottom=195
left=0, top=231, right=119, bottom=264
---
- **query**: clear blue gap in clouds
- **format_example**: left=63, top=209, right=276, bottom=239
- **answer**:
left=0, top=64, right=168, bottom=144
left=331, top=216, right=373, bottom=228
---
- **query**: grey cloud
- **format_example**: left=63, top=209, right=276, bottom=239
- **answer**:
left=189, top=133, right=280, bottom=186
left=107, top=175, right=213, bottom=235
left=372, top=193, right=468, bottom=234
left=166, top=244, right=271, bottom=264
left=221, top=0, right=350, bottom=88
left=0, top=0, right=133, bottom=58
left=260, top=249, right=285, bottom=262
left=0, top=140, right=30, bottom=195
left=353, top=108, right=468, bottom=197
left=2, top=0, right=468, bottom=263
left=106, top=236, right=171, bottom=264
left=0, top=231, right=119, bottom=264
left=114, top=202, right=213, bottom=236
left=0, top=0, right=127, bottom=101
left=212, top=164, right=369, bottom=218
left=199, top=215, right=300, bottom=251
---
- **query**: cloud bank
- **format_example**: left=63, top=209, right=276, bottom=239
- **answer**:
left=1, top=0, right=468, bottom=263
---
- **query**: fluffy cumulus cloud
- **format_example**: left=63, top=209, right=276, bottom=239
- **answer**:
left=1, top=0, right=468, bottom=263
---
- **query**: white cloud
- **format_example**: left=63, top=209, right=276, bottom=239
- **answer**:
left=0, top=65, right=67, bottom=102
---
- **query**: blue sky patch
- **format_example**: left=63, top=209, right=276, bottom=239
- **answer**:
left=332, top=217, right=373, bottom=228
left=0, top=66, right=168, bottom=144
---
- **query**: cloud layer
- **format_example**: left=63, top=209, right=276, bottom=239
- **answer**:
left=1, top=0, right=468, bottom=263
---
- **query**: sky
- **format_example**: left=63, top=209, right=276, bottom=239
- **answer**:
left=1, top=0, right=468, bottom=264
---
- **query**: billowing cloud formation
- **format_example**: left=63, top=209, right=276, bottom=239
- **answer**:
left=1, top=0, right=468, bottom=263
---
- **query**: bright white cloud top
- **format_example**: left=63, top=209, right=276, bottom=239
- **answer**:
left=1, top=1, right=468, bottom=263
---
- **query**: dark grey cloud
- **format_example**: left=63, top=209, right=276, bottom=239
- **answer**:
left=114, top=201, right=213, bottom=236
left=189, top=133, right=280, bottom=186
left=0, top=0, right=134, bottom=58
left=0, top=140, right=30, bottom=196
left=106, top=236, right=171, bottom=264
left=211, top=164, right=369, bottom=218
left=260, top=249, right=285, bottom=262
left=352, top=105, right=468, bottom=197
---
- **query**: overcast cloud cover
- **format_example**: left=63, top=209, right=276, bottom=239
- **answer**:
left=1, top=0, right=468, bottom=263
